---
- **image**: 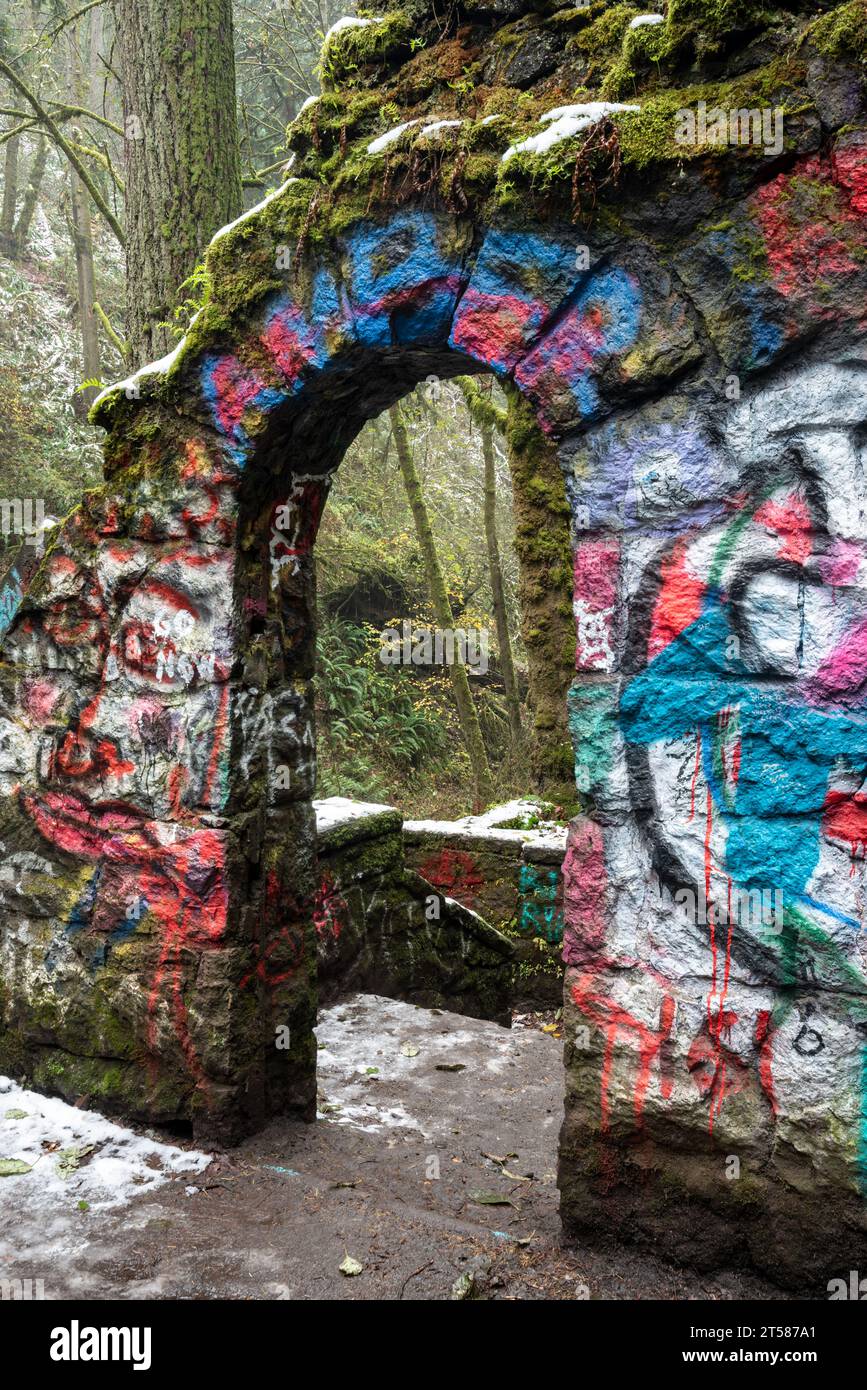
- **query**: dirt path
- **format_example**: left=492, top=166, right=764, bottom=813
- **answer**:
left=0, top=994, right=791, bottom=1300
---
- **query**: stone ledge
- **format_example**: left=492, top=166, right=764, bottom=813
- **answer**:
left=314, top=796, right=403, bottom=851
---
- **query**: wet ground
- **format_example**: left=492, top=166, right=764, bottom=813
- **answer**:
left=0, top=994, right=791, bottom=1301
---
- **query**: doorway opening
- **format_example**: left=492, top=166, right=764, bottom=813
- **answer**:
left=291, top=370, right=573, bottom=1252
left=302, top=375, right=573, bottom=1019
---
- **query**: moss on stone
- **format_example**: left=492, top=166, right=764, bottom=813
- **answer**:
left=806, top=0, right=867, bottom=60
left=569, top=3, right=643, bottom=57
left=87, top=0, right=850, bottom=435
left=613, top=53, right=809, bottom=168
left=505, top=386, right=579, bottom=808
left=320, top=10, right=418, bottom=91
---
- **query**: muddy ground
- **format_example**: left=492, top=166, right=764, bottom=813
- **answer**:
left=0, top=994, right=792, bottom=1301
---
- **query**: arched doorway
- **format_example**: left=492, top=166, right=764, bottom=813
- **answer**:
left=0, top=205, right=604, bottom=1145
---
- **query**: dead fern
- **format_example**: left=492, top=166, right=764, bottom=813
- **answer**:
left=570, top=118, right=623, bottom=221
left=292, top=188, right=332, bottom=281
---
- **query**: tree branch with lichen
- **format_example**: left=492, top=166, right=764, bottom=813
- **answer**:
left=456, top=376, right=507, bottom=433
left=93, top=302, right=131, bottom=363
left=0, top=56, right=124, bottom=244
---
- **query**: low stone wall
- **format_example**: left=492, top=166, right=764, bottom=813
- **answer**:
left=314, top=798, right=514, bottom=1026
left=403, top=801, right=567, bottom=1007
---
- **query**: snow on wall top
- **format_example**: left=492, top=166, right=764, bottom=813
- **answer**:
left=314, top=795, right=399, bottom=832
left=404, top=800, right=568, bottom=853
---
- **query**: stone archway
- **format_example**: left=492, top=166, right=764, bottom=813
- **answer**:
left=2, top=0, right=867, bottom=1287
left=0, top=204, right=606, bottom=1145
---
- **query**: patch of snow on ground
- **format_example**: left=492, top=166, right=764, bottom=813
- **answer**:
left=629, top=13, right=664, bottom=27
left=315, top=994, right=527, bottom=1137
left=0, top=1076, right=211, bottom=1214
left=502, top=102, right=640, bottom=161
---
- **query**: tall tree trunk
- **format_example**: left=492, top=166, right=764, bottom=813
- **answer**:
left=481, top=417, right=523, bottom=750
left=504, top=385, right=577, bottom=810
left=12, top=134, right=48, bottom=255
left=113, top=0, right=243, bottom=365
left=69, top=164, right=102, bottom=412
left=66, top=30, right=101, bottom=413
left=389, top=403, right=495, bottom=810
left=0, top=132, right=20, bottom=253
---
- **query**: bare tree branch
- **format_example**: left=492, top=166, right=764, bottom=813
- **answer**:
left=0, top=55, right=124, bottom=243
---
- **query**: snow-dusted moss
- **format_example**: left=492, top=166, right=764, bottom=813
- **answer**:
left=320, top=9, right=416, bottom=90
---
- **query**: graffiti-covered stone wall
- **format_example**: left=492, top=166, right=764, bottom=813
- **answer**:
left=403, top=799, right=566, bottom=1004
left=562, top=353, right=867, bottom=1286
left=315, top=797, right=514, bottom=1022
left=0, top=0, right=866, bottom=1284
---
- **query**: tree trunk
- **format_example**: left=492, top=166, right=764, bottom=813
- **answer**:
left=69, top=166, right=102, bottom=412
left=389, top=403, right=495, bottom=810
left=12, top=134, right=48, bottom=255
left=481, top=417, right=523, bottom=750
left=65, top=29, right=101, bottom=413
left=0, top=132, right=20, bottom=253
left=113, top=0, right=243, bottom=366
left=504, top=384, right=577, bottom=811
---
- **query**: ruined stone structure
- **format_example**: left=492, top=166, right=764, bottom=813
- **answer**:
left=315, top=797, right=514, bottom=1022
left=404, top=799, right=567, bottom=1002
left=1, top=0, right=866, bottom=1288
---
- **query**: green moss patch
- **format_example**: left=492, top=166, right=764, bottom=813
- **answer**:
left=806, top=0, right=867, bottom=61
left=320, top=10, right=418, bottom=90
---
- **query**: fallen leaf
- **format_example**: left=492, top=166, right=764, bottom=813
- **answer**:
left=501, top=1169, right=532, bottom=1183
left=481, top=1152, right=517, bottom=1165
left=3, top=1109, right=28, bottom=1120
left=435, top=1063, right=465, bottom=1073
left=450, top=1271, right=477, bottom=1300
left=400, top=1043, right=419, bottom=1058
left=365, top=1067, right=379, bottom=1075
left=339, top=1255, right=363, bottom=1277
left=468, top=1190, right=517, bottom=1208
left=56, top=1144, right=96, bottom=1179
left=0, top=1158, right=32, bottom=1176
